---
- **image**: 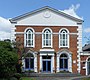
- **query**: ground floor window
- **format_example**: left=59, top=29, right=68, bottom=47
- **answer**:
left=25, top=57, right=34, bottom=70
left=59, top=54, right=68, bottom=70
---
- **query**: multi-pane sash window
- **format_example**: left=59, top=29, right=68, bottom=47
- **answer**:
left=43, top=29, right=52, bottom=47
left=59, top=29, right=69, bottom=47
left=25, top=56, right=34, bottom=69
left=59, top=54, right=68, bottom=70
left=26, top=29, right=34, bottom=47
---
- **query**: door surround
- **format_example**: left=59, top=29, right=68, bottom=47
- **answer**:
left=39, top=49, right=55, bottom=73
left=57, top=50, right=72, bottom=72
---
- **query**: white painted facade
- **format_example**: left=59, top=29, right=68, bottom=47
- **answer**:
left=17, top=9, right=78, bottom=26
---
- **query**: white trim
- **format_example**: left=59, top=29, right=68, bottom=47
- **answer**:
left=57, top=50, right=72, bottom=72
left=77, top=24, right=82, bottom=73
left=15, top=31, right=77, bottom=35
left=15, top=24, right=80, bottom=26
left=16, top=32, right=24, bottom=34
left=81, top=53, right=90, bottom=56
left=69, top=33, right=77, bottom=35
left=86, top=56, right=90, bottom=75
left=40, top=56, right=42, bottom=72
left=51, top=55, right=54, bottom=73
left=42, top=27, right=53, bottom=48
left=34, top=53, right=37, bottom=72
left=40, top=52, right=54, bottom=73
left=59, top=28, right=69, bottom=48
left=23, top=50, right=37, bottom=72
left=24, top=27, right=35, bottom=47
left=40, top=49, right=54, bottom=52
left=11, top=24, right=16, bottom=42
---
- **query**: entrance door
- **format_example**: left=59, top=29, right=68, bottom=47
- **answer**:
left=43, top=60, right=51, bottom=72
left=42, top=56, right=51, bottom=72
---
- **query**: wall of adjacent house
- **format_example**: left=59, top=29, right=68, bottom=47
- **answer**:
left=80, top=55, right=88, bottom=75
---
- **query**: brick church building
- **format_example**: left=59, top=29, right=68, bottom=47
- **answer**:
left=10, top=6, right=89, bottom=75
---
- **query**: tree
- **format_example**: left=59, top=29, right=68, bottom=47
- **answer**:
left=0, top=41, right=18, bottom=78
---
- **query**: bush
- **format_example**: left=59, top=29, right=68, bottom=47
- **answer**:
left=9, top=77, right=18, bottom=80
left=16, top=63, right=22, bottom=73
left=0, top=41, right=18, bottom=78
left=14, top=73, right=22, bottom=80
left=0, top=78, right=8, bottom=80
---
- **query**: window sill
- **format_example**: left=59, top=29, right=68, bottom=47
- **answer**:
left=59, top=46, right=69, bottom=48
left=25, top=45, right=34, bottom=48
left=42, top=46, right=52, bottom=48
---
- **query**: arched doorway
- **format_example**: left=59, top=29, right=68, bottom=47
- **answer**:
left=57, top=50, right=72, bottom=72
left=87, top=58, right=90, bottom=75
left=59, top=53, right=68, bottom=71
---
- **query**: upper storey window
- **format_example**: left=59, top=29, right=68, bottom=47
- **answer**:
left=59, top=29, right=69, bottom=48
left=42, top=28, right=52, bottom=48
left=24, top=28, right=35, bottom=47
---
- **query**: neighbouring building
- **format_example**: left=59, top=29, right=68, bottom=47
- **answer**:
left=10, top=6, right=84, bottom=75
left=80, top=44, right=90, bottom=75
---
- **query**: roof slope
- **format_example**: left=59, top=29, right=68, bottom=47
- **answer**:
left=10, top=6, right=83, bottom=23
left=83, top=44, right=90, bottom=51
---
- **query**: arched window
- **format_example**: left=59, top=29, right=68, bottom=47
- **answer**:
left=59, top=54, right=68, bottom=70
left=25, top=28, right=34, bottom=47
left=42, top=28, right=52, bottom=47
left=59, top=29, right=69, bottom=48
left=25, top=53, right=34, bottom=70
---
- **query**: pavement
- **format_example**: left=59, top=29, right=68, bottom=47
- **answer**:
left=30, top=75, right=90, bottom=80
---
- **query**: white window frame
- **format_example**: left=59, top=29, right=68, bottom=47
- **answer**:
left=24, top=27, right=35, bottom=47
left=25, top=57, right=34, bottom=70
left=59, top=28, right=69, bottom=48
left=42, top=28, right=53, bottom=48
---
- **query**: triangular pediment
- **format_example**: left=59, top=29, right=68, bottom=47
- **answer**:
left=10, top=6, right=83, bottom=26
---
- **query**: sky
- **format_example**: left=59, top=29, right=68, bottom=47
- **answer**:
left=0, top=0, right=90, bottom=46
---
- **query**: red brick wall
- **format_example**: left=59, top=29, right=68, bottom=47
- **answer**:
left=80, top=55, right=88, bottom=75
left=15, top=25, right=78, bottom=73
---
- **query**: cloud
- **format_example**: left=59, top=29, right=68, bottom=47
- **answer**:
left=0, top=17, right=11, bottom=40
left=63, top=4, right=82, bottom=19
left=84, top=28, right=90, bottom=33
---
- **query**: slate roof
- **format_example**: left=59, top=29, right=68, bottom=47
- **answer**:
left=83, top=44, right=90, bottom=51
left=10, top=6, right=83, bottom=23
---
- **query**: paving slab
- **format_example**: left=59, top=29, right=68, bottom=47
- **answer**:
left=30, top=75, right=90, bottom=80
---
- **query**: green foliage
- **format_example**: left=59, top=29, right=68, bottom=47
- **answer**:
left=82, top=78, right=90, bottom=80
left=21, top=77, right=35, bottom=80
left=0, top=79, right=8, bottom=80
left=13, top=73, right=22, bottom=80
left=0, top=41, right=18, bottom=78
left=9, top=77, right=18, bottom=80
left=16, top=63, right=22, bottom=73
